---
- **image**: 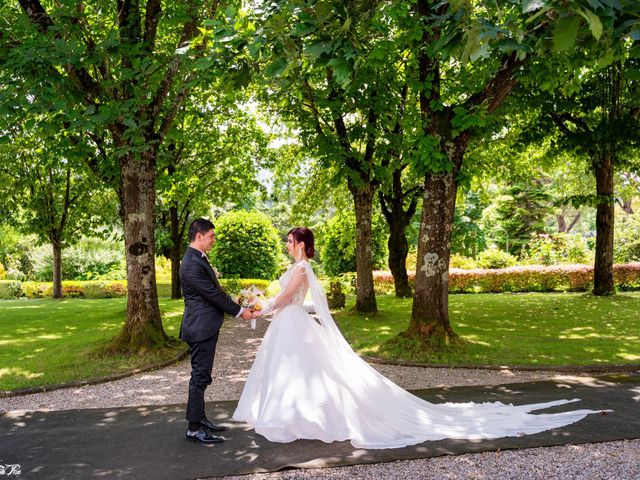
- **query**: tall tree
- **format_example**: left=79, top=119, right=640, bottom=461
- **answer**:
left=499, top=5, right=640, bottom=294
left=550, top=62, right=639, bottom=294
left=403, top=0, right=620, bottom=342
left=0, top=127, right=105, bottom=297
left=379, top=167, right=423, bottom=298
left=157, top=96, right=270, bottom=299
left=247, top=0, right=419, bottom=312
left=2, top=0, right=246, bottom=351
left=377, top=85, right=424, bottom=298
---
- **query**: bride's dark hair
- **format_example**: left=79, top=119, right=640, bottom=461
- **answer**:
left=288, top=227, right=315, bottom=259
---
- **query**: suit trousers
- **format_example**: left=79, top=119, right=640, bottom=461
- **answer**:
left=186, top=332, right=219, bottom=423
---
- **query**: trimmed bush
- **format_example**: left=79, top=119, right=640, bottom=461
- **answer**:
left=19, top=281, right=130, bottom=299
left=371, top=263, right=640, bottom=294
left=0, top=277, right=277, bottom=300
left=449, top=253, right=477, bottom=269
left=477, top=247, right=517, bottom=269
left=211, top=210, right=281, bottom=280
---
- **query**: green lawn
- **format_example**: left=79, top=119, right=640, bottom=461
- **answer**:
left=1, top=292, right=639, bottom=392
left=0, top=298, right=185, bottom=391
left=333, top=292, right=640, bottom=367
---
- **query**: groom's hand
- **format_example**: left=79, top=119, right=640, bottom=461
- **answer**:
left=240, top=308, right=254, bottom=321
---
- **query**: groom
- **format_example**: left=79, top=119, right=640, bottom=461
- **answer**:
left=180, top=218, right=255, bottom=444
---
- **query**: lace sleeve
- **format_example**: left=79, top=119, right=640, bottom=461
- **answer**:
left=266, top=264, right=307, bottom=313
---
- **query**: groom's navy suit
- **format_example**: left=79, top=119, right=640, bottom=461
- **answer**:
left=180, top=246, right=241, bottom=423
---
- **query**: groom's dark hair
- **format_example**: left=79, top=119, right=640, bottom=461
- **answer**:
left=188, top=218, right=215, bottom=242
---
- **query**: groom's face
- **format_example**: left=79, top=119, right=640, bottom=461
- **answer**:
left=198, top=228, right=216, bottom=252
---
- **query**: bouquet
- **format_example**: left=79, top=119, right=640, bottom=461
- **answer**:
left=234, top=286, right=266, bottom=329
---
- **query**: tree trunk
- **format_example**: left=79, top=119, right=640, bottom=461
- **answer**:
left=52, top=240, right=63, bottom=299
left=407, top=172, right=458, bottom=343
left=109, top=151, right=167, bottom=352
left=593, top=154, right=615, bottom=296
left=557, top=211, right=567, bottom=232
left=379, top=168, right=418, bottom=299
left=387, top=220, right=412, bottom=298
left=349, top=182, right=377, bottom=313
left=620, top=198, right=634, bottom=215
left=169, top=205, right=182, bottom=299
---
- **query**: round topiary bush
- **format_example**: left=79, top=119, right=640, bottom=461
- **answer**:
left=211, top=210, right=281, bottom=280
left=320, top=210, right=387, bottom=276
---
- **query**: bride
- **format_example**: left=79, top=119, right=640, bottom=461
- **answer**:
left=232, top=227, right=604, bottom=449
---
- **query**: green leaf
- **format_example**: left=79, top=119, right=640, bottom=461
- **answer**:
left=461, top=27, right=482, bottom=63
left=597, top=49, right=615, bottom=67
left=552, top=16, right=581, bottom=51
left=194, top=57, right=214, bottom=70
left=586, top=0, right=604, bottom=11
left=577, top=8, right=603, bottom=40
left=224, top=5, right=236, bottom=19
left=264, top=57, right=288, bottom=78
left=624, top=69, right=640, bottom=81
left=305, top=40, right=333, bottom=59
left=328, top=58, right=352, bottom=87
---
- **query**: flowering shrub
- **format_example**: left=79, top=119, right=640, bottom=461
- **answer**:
left=372, top=263, right=640, bottom=294
left=372, top=271, right=397, bottom=295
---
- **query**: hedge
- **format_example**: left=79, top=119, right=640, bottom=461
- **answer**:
left=0, top=278, right=272, bottom=299
left=373, top=263, right=640, bottom=294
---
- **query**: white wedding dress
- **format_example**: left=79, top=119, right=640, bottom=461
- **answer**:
left=232, top=260, right=604, bottom=449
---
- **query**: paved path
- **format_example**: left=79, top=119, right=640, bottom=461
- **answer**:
left=1, top=318, right=639, bottom=480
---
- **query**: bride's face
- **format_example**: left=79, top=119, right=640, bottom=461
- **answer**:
left=286, top=234, right=296, bottom=257
left=286, top=234, right=304, bottom=258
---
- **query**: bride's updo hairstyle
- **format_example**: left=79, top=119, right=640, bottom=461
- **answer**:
left=288, top=227, right=315, bottom=259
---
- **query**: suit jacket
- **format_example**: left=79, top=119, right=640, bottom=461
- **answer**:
left=179, top=246, right=241, bottom=342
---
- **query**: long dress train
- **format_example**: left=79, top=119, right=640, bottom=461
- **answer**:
left=232, top=260, right=606, bottom=449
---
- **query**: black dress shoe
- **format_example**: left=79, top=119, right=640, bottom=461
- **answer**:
left=186, top=428, right=224, bottom=444
left=200, top=417, right=227, bottom=432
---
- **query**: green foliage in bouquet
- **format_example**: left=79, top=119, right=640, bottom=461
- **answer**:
left=211, top=210, right=281, bottom=280
left=320, top=211, right=387, bottom=276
